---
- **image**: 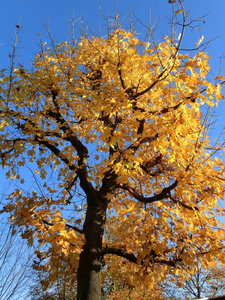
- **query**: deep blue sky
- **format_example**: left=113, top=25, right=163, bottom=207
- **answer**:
left=1, top=0, right=225, bottom=73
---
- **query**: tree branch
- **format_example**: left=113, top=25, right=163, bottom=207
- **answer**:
left=102, top=246, right=177, bottom=267
left=169, top=195, right=199, bottom=211
left=42, top=219, right=83, bottom=234
left=120, top=180, right=178, bottom=204
left=49, top=91, right=96, bottom=198
left=98, top=169, right=118, bottom=199
left=34, top=137, right=76, bottom=171
left=125, top=133, right=159, bottom=153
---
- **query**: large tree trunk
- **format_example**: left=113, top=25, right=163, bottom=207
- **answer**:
left=77, top=199, right=107, bottom=300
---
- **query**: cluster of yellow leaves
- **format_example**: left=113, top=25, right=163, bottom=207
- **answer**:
left=0, top=29, right=225, bottom=287
left=105, top=272, right=165, bottom=300
left=4, top=189, right=83, bottom=284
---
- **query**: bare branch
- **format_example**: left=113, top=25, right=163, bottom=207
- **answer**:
left=7, top=20, right=21, bottom=100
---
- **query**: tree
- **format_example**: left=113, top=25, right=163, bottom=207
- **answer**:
left=0, top=215, right=34, bottom=300
left=29, top=258, right=77, bottom=300
left=161, top=262, right=225, bottom=299
left=1, top=2, right=225, bottom=299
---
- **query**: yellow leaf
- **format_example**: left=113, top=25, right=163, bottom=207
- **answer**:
left=195, top=35, right=204, bottom=47
left=175, top=9, right=184, bottom=14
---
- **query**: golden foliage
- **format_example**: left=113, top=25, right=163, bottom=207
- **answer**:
left=0, top=29, right=225, bottom=289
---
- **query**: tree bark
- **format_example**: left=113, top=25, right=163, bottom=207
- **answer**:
left=77, top=199, right=107, bottom=300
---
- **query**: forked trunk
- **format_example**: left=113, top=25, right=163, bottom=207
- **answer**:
left=77, top=201, right=107, bottom=300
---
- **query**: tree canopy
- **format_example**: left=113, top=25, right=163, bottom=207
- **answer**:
left=0, top=4, right=225, bottom=299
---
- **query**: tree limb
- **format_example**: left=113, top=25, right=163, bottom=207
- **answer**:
left=120, top=180, right=178, bottom=204
left=169, top=195, right=199, bottom=211
left=49, top=91, right=96, bottom=199
left=102, top=246, right=177, bottom=267
left=42, top=219, right=83, bottom=234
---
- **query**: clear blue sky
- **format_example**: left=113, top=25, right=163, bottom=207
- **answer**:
left=1, top=0, right=225, bottom=74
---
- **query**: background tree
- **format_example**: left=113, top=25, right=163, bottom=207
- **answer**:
left=161, top=261, right=225, bottom=300
left=29, top=257, right=77, bottom=300
left=0, top=1, right=225, bottom=299
left=0, top=215, right=34, bottom=300
left=29, top=269, right=76, bottom=300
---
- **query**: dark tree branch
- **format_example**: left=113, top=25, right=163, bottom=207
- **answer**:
left=98, top=169, right=118, bottom=199
left=126, top=133, right=159, bottom=153
left=140, top=154, right=162, bottom=173
left=1, top=103, right=96, bottom=199
left=102, top=246, right=177, bottom=267
left=117, top=62, right=126, bottom=90
left=151, top=101, right=183, bottom=116
left=102, top=247, right=138, bottom=264
left=65, top=223, right=84, bottom=234
left=133, top=68, right=168, bottom=99
left=34, top=137, right=76, bottom=171
left=42, top=219, right=83, bottom=234
left=169, top=195, right=199, bottom=211
left=120, top=180, right=178, bottom=204
left=50, top=91, right=96, bottom=199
